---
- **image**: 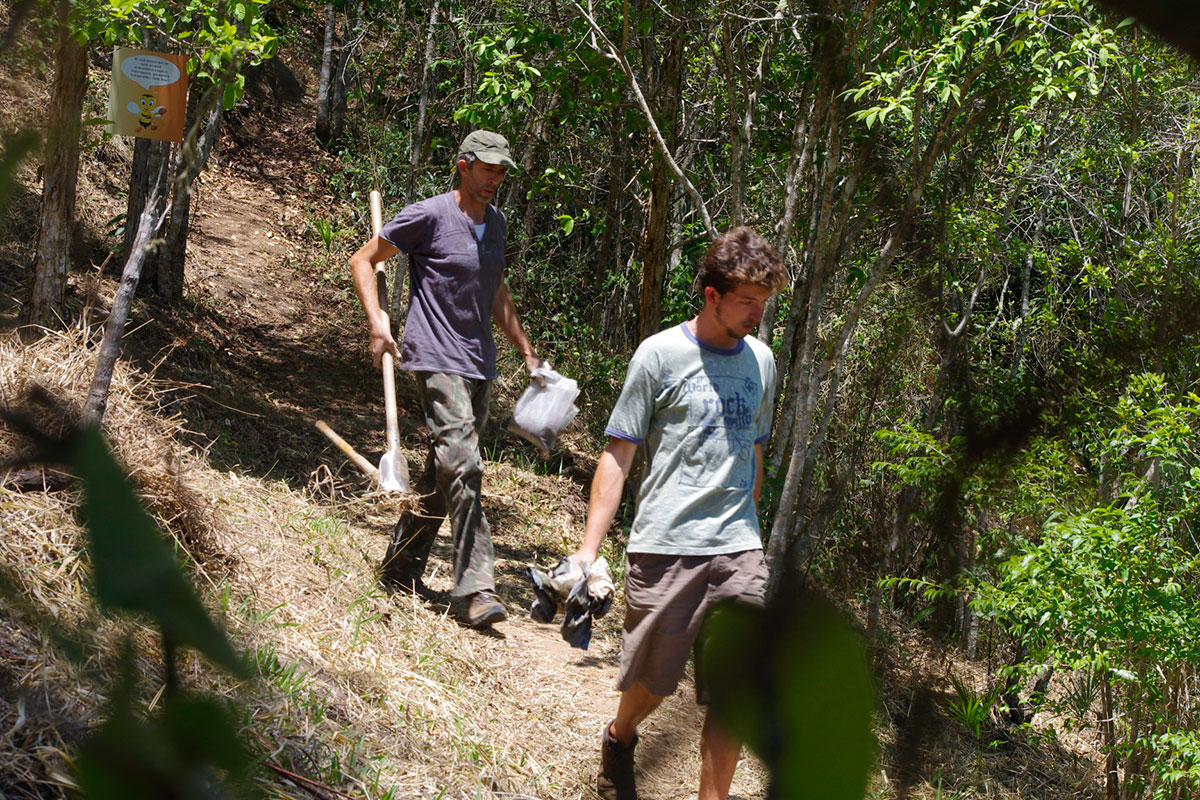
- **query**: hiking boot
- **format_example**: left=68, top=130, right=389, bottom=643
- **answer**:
left=379, top=565, right=431, bottom=598
left=461, top=590, right=507, bottom=628
left=597, top=720, right=638, bottom=800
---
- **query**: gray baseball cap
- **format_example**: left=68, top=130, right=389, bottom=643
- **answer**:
left=459, top=130, right=516, bottom=168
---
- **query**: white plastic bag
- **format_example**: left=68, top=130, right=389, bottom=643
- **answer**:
left=508, top=368, right=580, bottom=454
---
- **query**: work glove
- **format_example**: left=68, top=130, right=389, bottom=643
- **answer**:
left=525, top=556, right=615, bottom=649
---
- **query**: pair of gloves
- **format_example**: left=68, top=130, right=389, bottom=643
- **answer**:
left=525, top=556, right=615, bottom=650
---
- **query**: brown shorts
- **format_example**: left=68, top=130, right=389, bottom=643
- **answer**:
left=617, top=549, right=768, bottom=701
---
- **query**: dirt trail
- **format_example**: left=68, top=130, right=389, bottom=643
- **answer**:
left=162, top=93, right=769, bottom=799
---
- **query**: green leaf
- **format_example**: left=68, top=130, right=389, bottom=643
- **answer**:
left=700, top=593, right=873, bottom=800
left=76, top=692, right=253, bottom=800
left=0, top=131, right=40, bottom=214
left=72, top=426, right=248, bottom=678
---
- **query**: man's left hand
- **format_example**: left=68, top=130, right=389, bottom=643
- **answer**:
left=526, top=355, right=550, bottom=388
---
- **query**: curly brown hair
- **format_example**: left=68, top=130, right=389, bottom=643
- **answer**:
left=695, top=226, right=788, bottom=295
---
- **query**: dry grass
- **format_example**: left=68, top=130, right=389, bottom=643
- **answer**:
left=0, top=325, right=770, bottom=799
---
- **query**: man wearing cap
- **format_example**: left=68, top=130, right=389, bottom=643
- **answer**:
left=350, top=129, right=543, bottom=628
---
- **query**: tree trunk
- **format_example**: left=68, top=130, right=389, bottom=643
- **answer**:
left=315, top=2, right=336, bottom=147
left=635, top=26, right=684, bottom=343
left=867, top=486, right=916, bottom=641
left=595, top=102, right=624, bottom=299
left=88, top=79, right=228, bottom=415
left=758, top=82, right=815, bottom=345
left=1101, top=678, right=1120, bottom=800
left=123, top=137, right=173, bottom=280
left=1009, top=208, right=1045, bottom=380
left=153, top=103, right=222, bottom=301
left=327, top=1, right=360, bottom=147
left=409, top=0, right=440, bottom=204
left=769, top=81, right=981, bottom=577
left=959, top=517, right=978, bottom=657
left=718, top=18, right=744, bottom=227
left=83, top=162, right=170, bottom=422
left=24, top=0, right=86, bottom=332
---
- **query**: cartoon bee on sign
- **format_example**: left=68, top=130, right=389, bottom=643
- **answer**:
left=127, top=93, right=166, bottom=130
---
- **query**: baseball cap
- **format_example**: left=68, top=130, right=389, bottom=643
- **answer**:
left=459, top=130, right=516, bottom=168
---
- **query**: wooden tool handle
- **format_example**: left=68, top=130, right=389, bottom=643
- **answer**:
left=315, top=420, right=379, bottom=479
left=370, top=190, right=401, bottom=452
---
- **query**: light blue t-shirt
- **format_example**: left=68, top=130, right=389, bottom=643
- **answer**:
left=605, top=323, right=777, bottom=555
left=379, top=193, right=507, bottom=380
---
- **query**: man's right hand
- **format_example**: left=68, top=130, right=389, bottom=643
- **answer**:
left=570, top=548, right=598, bottom=573
left=370, top=325, right=400, bottom=369
left=350, top=235, right=403, bottom=368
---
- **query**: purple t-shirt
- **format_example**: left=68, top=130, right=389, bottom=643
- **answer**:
left=379, top=192, right=507, bottom=380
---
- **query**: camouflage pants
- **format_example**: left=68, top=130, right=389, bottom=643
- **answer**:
left=381, top=372, right=494, bottom=598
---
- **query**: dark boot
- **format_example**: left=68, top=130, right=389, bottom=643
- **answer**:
left=459, top=590, right=507, bottom=628
left=597, top=720, right=638, bottom=800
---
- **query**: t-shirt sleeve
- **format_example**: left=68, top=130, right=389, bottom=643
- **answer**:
left=755, top=350, right=777, bottom=445
left=378, top=203, right=432, bottom=253
left=604, top=350, right=658, bottom=445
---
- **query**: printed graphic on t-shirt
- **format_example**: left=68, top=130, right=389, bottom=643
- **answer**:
left=677, top=373, right=760, bottom=489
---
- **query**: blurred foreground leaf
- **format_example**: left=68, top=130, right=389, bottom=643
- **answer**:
left=700, top=592, right=874, bottom=800
left=2, top=403, right=258, bottom=798
left=0, top=130, right=39, bottom=213
left=71, top=424, right=249, bottom=679
left=76, top=690, right=255, bottom=800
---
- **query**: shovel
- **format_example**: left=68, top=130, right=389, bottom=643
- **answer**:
left=370, top=190, right=411, bottom=493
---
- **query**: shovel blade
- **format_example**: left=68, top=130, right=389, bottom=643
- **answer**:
left=378, top=450, right=410, bottom=493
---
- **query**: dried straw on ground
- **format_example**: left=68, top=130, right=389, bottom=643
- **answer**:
left=0, top=326, right=769, bottom=799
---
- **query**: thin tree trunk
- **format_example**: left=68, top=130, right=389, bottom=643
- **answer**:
left=83, top=162, right=170, bottom=422
left=25, top=0, right=86, bottom=332
left=409, top=0, right=440, bottom=204
left=568, top=0, right=715, bottom=240
left=328, top=1, right=361, bottom=146
left=635, top=25, right=684, bottom=342
left=137, top=140, right=176, bottom=292
left=758, top=82, right=815, bottom=344
left=959, top=522, right=977, bottom=657
left=315, top=3, right=336, bottom=147
left=767, top=82, right=845, bottom=551
left=769, top=89, right=983, bottom=576
left=154, top=103, right=222, bottom=301
left=596, top=103, right=623, bottom=298
left=444, top=12, right=473, bottom=124
left=718, top=18, right=744, bottom=227
left=1009, top=208, right=1045, bottom=380
left=1101, top=678, right=1120, bottom=800
left=506, top=88, right=560, bottom=232
left=866, top=487, right=916, bottom=640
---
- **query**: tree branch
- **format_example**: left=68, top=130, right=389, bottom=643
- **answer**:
left=566, top=0, right=717, bottom=238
